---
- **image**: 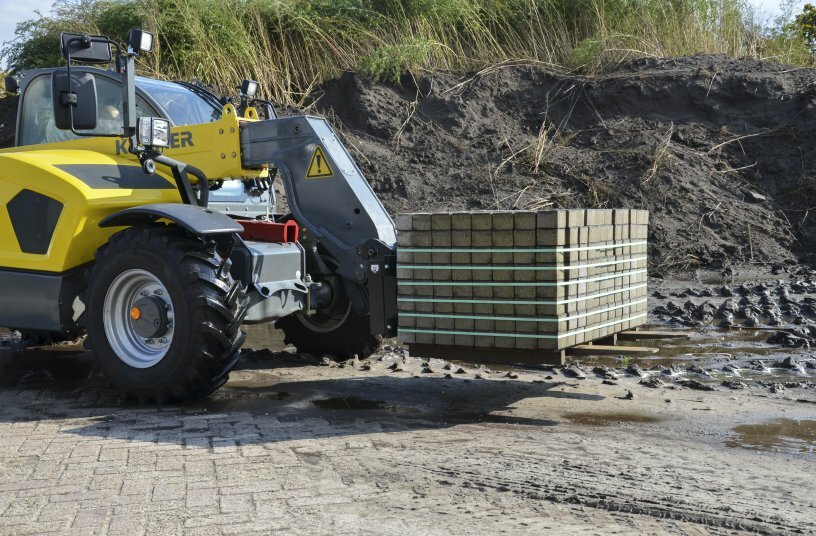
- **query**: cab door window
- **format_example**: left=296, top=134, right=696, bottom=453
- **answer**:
left=19, top=73, right=158, bottom=146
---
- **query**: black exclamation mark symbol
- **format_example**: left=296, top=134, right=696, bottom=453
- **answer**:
left=317, top=153, right=322, bottom=174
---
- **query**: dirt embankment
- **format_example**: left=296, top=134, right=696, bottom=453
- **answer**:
left=2, top=56, right=815, bottom=274
left=310, top=55, right=816, bottom=274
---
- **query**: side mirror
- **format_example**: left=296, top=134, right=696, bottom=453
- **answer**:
left=60, top=32, right=112, bottom=64
left=51, top=71, right=98, bottom=131
left=4, top=75, right=19, bottom=94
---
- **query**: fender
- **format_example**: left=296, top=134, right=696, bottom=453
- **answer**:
left=99, top=203, right=243, bottom=236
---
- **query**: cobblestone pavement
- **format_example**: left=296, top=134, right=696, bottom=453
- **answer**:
left=0, top=341, right=814, bottom=535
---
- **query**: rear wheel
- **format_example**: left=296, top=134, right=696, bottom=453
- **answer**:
left=86, top=226, right=248, bottom=403
left=276, top=285, right=380, bottom=359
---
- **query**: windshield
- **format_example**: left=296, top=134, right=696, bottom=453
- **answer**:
left=136, top=77, right=221, bottom=126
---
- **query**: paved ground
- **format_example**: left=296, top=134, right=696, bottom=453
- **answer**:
left=0, top=329, right=815, bottom=535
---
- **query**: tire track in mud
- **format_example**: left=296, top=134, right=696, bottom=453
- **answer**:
left=398, top=447, right=810, bottom=535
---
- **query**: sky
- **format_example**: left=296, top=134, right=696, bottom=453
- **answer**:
left=0, top=0, right=807, bottom=55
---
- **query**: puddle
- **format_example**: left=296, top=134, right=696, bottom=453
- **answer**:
left=725, top=419, right=816, bottom=454
left=437, top=412, right=558, bottom=427
left=563, top=412, right=663, bottom=426
left=0, top=350, right=94, bottom=388
left=312, top=397, right=387, bottom=410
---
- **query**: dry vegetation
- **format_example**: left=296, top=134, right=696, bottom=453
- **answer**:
left=1, top=0, right=814, bottom=105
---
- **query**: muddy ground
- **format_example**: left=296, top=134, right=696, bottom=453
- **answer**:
left=0, top=266, right=815, bottom=534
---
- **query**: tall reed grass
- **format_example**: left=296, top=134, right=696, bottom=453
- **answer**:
left=1, top=0, right=811, bottom=104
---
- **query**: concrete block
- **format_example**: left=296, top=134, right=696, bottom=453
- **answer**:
left=452, top=212, right=472, bottom=230
left=473, top=284, right=492, bottom=299
left=432, top=230, right=451, bottom=247
left=412, top=213, right=432, bottom=231
left=475, top=335, right=495, bottom=348
left=585, top=210, right=603, bottom=226
left=396, top=266, right=412, bottom=281
left=431, top=213, right=451, bottom=231
left=514, top=229, right=536, bottom=247
left=399, top=330, right=416, bottom=344
left=452, top=250, right=471, bottom=265
left=396, top=248, right=413, bottom=265
left=537, top=228, right=566, bottom=246
left=471, top=213, right=492, bottom=231
left=513, top=267, right=535, bottom=282
left=472, top=230, right=492, bottom=247
left=395, top=213, right=413, bottom=231
left=454, top=334, right=475, bottom=347
left=567, top=209, right=585, bottom=227
left=434, top=285, right=453, bottom=298
left=492, top=212, right=514, bottom=230
left=452, top=287, right=474, bottom=300
left=452, top=230, right=471, bottom=247
left=514, top=211, right=537, bottom=229
left=436, top=334, right=455, bottom=345
left=432, top=267, right=451, bottom=281
left=515, top=337, right=537, bottom=350
left=537, top=210, right=567, bottom=228
left=416, top=332, right=433, bottom=344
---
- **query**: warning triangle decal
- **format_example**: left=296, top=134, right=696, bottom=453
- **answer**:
left=306, top=146, right=334, bottom=179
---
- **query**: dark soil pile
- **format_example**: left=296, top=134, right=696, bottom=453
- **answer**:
left=2, top=56, right=814, bottom=275
left=309, top=55, right=816, bottom=275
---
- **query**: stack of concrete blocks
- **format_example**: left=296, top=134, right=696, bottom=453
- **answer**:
left=396, top=209, right=648, bottom=352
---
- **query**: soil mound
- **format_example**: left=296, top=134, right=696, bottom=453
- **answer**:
left=310, top=55, right=816, bottom=274
left=1, top=56, right=814, bottom=275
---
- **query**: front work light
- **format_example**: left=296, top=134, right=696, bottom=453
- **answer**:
left=240, top=79, right=259, bottom=98
left=137, top=117, right=170, bottom=148
left=129, top=29, right=154, bottom=53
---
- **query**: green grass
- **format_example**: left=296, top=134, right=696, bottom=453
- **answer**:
left=2, top=0, right=813, bottom=104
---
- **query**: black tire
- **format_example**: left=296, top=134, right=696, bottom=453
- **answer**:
left=276, top=307, right=380, bottom=360
left=86, top=225, right=248, bottom=403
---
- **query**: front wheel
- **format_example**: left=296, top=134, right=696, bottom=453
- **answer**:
left=86, top=226, right=248, bottom=403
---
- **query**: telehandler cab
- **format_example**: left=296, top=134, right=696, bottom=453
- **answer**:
left=0, top=30, right=397, bottom=402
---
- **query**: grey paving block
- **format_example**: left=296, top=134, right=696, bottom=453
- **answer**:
left=471, top=213, right=492, bottom=231
left=395, top=213, right=413, bottom=231
left=397, top=209, right=649, bottom=353
left=451, top=212, right=472, bottom=230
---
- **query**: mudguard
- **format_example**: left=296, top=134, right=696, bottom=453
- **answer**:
left=99, top=203, right=243, bottom=235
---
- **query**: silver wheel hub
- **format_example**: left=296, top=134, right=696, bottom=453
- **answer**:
left=103, top=269, right=175, bottom=368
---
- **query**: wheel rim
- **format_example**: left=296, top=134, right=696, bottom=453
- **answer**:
left=297, top=297, right=351, bottom=333
left=103, top=269, right=175, bottom=368
left=296, top=256, right=351, bottom=333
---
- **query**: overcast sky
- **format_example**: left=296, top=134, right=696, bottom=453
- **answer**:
left=0, top=0, right=806, bottom=56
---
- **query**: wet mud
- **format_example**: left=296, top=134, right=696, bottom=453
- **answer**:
left=726, top=419, right=816, bottom=454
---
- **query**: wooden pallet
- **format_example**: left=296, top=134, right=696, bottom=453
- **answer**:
left=617, top=330, right=689, bottom=341
left=567, top=344, right=658, bottom=357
